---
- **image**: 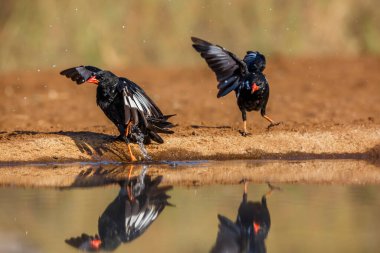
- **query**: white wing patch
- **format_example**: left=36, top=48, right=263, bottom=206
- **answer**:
left=122, top=87, right=152, bottom=116
left=125, top=205, right=159, bottom=236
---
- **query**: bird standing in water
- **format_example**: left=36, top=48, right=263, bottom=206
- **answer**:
left=192, top=37, right=280, bottom=136
left=60, top=66, right=175, bottom=161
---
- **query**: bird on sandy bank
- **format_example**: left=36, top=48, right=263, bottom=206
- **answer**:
left=60, top=66, right=175, bottom=161
left=191, top=37, right=280, bottom=136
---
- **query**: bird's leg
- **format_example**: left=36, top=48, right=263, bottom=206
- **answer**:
left=127, top=143, right=137, bottom=162
left=128, top=165, right=134, bottom=180
left=239, top=110, right=251, bottom=136
left=260, top=108, right=281, bottom=130
left=124, top=120, right=137, bottom=162
left=264, top=182, right=282, bottom=198
left=263, top=115, right=281, bottom=130
left=127, top=184, right=135, bottom=201
left=126, top=121, right=133, bottom=137
left=239, top=178, right=249, bottom=203
left=122, top=134, right=137, bottom=162
left=126, top=165, right=135, bottom=201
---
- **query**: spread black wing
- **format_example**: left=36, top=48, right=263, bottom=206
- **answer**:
left=211, top=215, right=242, bottom=253
left=118, top=78, right=164, bottom=118
left=123, top=200, right=164, bottom=241
left=119, top=78, right=175, bottom=143
left=123, top=182, right=172, bottom=241
left=124, top=177, right=172, bottom=242
left=60, top=66, right=102, bottom=84
left=192, top=37, right=248, bottom=98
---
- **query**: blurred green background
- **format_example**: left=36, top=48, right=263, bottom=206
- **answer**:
left=0, top=0, right=379, bottom=72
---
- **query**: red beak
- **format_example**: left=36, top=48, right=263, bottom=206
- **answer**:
left=253, top=222, right=261, bottom=235
left=90, top=239, right=102, bottom=250
left=251, top=83, right=259, bottom=94
left=87, top=76, right=99, bottom=84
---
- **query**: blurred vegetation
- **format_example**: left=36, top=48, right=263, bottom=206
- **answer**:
left=0, top=0, right=379, bottom=71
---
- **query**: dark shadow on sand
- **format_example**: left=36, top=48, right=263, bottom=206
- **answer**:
left=191, top=125, right=232, bottom=129
left=7, top=130, right=130, bottom=160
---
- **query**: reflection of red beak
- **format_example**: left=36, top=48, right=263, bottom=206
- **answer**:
left=251, top=83, right=259, bottom=94
left=90, top=239, right=102, bottom=250
left=87, top=76, right=99, bottom=84
left=253, top=222, right=261, bottom=235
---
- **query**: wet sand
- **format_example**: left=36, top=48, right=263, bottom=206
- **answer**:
left=0, top=160, right=379, bottom=188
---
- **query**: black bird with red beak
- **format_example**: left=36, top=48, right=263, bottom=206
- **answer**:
left=192, top=37, right=280, bottom=136
left=60, top=66, right=174, bottom=161
left=211, top=182, right=279, bottom=253
left=65, top=171, right=173, bottom=252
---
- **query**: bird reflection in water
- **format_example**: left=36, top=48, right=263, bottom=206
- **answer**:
left=211, top=182, right=280, bottom=253
left=65, top=166, right=173, bottom=251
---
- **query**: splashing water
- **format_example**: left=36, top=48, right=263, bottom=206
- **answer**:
left=135, top=134, right=152, bottom=160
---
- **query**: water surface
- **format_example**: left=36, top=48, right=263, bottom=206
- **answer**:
left=0, top=174, right=379, bottom=253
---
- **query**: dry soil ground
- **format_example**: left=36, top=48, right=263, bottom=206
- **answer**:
left=0, top=57, right=379, bottom=184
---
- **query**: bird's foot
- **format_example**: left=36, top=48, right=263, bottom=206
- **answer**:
left=130, top=154, right=138, bottom=162
left=113, top=134, right=125, bottom=142
left=267, top=121, right=282, bottom=130
left=239, top=130, right=252, bottom=137
left=265, top=182, right=282, bottom=197
left=239, top=178, right=248, bottom=184
left=267, top=182, right=282, bottom=191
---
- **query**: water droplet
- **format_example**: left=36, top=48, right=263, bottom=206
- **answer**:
left=37, top=69, right=40, bottom=72
left=122, top=25, right=126, bottom=29
left=74, top=7, right=78, bottom=12
left=136, top=138, right=151, bottom=160
left=49, top=24, right=53, bottom=28
left=52, top=64, right=56, bottom=68
left=48, top=90, right=59, bottom=100
left=143, top=39, right=146, bottom=43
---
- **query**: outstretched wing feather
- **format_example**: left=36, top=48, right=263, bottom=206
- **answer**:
left=192, top=37, right=247, bottom=97
left=124, top=203, right=164, bottom=241
left=119, top=78, right=164, bottom=119
left=60, top=65, right=102, bottom=84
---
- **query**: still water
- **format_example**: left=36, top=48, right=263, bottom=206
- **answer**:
left=0, top=168, right=379, bottom=253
